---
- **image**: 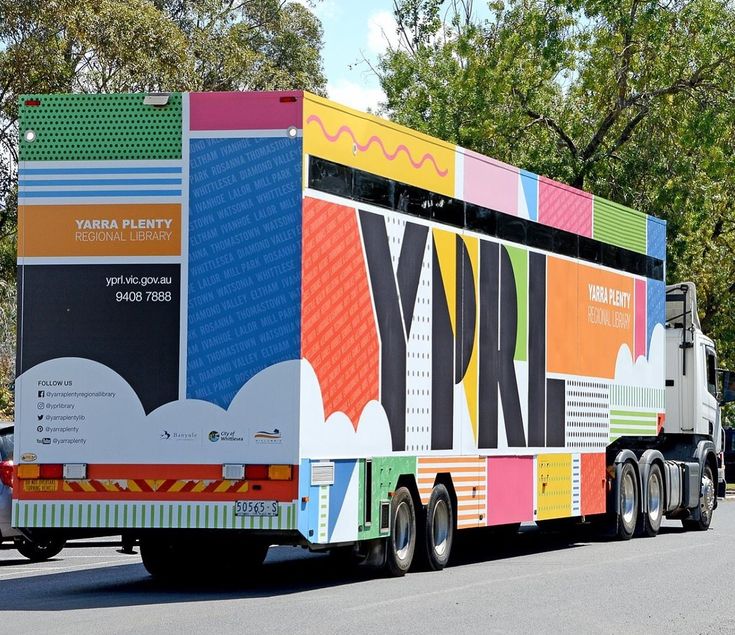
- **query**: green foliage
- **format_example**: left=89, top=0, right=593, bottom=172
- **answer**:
left=379, top=0, right=735, bottom=368
left=0, top=0, right=327, bottom=418
left=0, top=0, right=327, bottom=277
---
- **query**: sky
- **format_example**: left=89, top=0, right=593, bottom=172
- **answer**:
left=305, top=0, right=401, bottom=113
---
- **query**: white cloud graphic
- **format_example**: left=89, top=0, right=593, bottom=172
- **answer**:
left=613, top=323, right=665, bottom=388
left=16, top=357, right=392, bottom=464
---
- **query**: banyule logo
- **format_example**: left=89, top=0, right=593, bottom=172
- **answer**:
left=208, top=430, right=220, bottom=442
left=161, top=430, right=171, bottom=440
left=254, top=428, right=282, bottom=444
left=172, top=432, right=198, bottom=441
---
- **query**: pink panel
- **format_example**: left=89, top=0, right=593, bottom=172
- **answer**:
left=463, top=150, right=518, bottom=216
left=538, top=176, right=592, bottom=237
left=189, top=91, right=303, bottom=131
left=486, top=456, right=534, bottom=525
left=635, top=279, right=647, bottom=359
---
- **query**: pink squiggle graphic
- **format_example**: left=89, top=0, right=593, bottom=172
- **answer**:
left=306, top=114, right=449, bottom=178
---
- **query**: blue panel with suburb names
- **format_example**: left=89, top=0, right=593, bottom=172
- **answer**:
left=187, top=137, right=302, bottom=407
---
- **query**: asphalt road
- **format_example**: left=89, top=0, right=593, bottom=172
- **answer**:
left=1, top=499, right=734, bottom=634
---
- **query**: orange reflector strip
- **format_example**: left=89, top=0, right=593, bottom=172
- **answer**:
left=268, top=465, right=293, bottom=481
left=17, top=464, right=41, bottom=479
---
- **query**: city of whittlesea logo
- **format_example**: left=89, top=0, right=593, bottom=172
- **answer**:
left=208, top=430, right=220, bottom=442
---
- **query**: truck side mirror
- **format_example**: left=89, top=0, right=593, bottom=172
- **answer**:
left=718, top=369, right=735, bottom=405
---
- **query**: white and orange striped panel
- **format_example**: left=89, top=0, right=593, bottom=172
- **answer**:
left=417, top=456, right=487, bottom=529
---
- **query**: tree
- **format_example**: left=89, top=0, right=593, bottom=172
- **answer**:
left=0, top=0, right=327, bottom=277
left=0, top=0, right=326, bottom=418
left=378, top=0, right=735, bottom=367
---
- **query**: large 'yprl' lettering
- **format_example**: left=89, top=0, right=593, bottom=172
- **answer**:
left=360, top=211, right=427, bottom=451
left=361, top=210, right=548, bottom=451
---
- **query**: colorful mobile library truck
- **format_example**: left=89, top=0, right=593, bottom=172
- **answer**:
left=13, top=91, right=727, bottom=576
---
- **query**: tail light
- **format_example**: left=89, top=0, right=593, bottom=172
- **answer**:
left=244, top=464, right=293, bottom=481
left=0, top=460, right=13, bottom=487
left=16, top=463, right=63, bottom=479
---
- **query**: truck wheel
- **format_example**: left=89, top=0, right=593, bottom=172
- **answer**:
left=140, top=535, right=185, bottom=579
left=423, top=484, right=454, bottom=571
left=682, top=465, right=715, bottom=531
left=385, top=486, right=416, bottom=577
left=15, top=536, right=65, bottom=561
left=615, top=462, right=638, bottom=540
left=640, top=464, right=663, bottom=537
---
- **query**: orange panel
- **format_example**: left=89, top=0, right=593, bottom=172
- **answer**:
left=581, top=453, right=607, bottom=515
left=547, top=257, right=634, bottom=378
left=301, top=197, right=379, bottom=426
left=18, top=203, right=181, bottom=257
left=547, top=257, right=578, bottom=375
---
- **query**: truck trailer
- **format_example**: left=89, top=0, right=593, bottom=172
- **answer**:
left=13, top=91, right=730, bottom=577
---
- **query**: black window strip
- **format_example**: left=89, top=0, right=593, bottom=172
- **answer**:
left=307, top=156, right=664, bottom=281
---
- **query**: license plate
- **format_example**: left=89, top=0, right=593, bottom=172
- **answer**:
left=235, top=500, right=279, bottom=517
left=23, top=479, right=59, bottom=493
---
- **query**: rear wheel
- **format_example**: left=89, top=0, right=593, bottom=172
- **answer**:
left=140, top=535, right=186, bottom=579
left=423, top=484, right=454, bottom=571
left=385, top=487, right=416, bottom=577
left=615, top=462, right=638, bottom=540
left=682, top=465, right=715, bottom=531
left=640, top=464, right=663, bottom=537
left=15, top=535, right=65, bottom=561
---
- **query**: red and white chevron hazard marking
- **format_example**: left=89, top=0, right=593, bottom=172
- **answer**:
left=62, top=479, right=250, bottom=494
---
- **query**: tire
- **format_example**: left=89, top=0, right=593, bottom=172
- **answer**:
left=615, top=462, right=638, bottom=540
left=16, top=535, right=65, bottom=562
left=682, top=465, right=715, bottom=531
left=422, top=484, right=454, bottom=571
left=140, top=535, right=186, bottom=579
left=385, top=486, right=416, bottom=577
left=639, top=464, right=663, bottom=537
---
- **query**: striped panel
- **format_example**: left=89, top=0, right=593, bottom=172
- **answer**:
left=609, top=384, right=663, bottom=441
left=565, top=379, right=610, bottom=450
left=417, top=456, right=486, bottom=529
left=13, top=500, right=298, bottom=530
left=593, top=197, right=647, bottom=254
left=18, top=164, right=183, bottom=203
left=610, top=385, right=665, bottom=410
left=571, top=455, right=581, bottom=515
left=317, top=485, right=329, bottom=543
left=61, top=479, right=250, bottom=495
left=609, top=411, right=658, bottom=440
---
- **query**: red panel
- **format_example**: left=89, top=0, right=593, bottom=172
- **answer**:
left=189, top=91, right=303, bottom=131
left=581, top=453, right=607, bottom=515
left=538, top=176, right=593, bottom=237
left=486, top=457, right=534, bottom=525
left=302, top=197, right=379, bottom=426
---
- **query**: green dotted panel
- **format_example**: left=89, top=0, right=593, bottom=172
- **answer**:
left=19, top=93, right=182, bottom=162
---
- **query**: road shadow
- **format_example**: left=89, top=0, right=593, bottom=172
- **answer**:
left=0, top=518, right=706, bottom=610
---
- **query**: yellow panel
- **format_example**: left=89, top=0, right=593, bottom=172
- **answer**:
left=303, top=93, right=455, bottom=197
left=463, top=235, right=480, bottom=443
left=536, top=453, right=572, bottom=520
left=432, top=228, right=456, bottom=335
